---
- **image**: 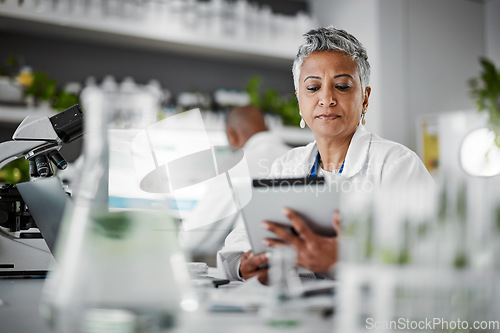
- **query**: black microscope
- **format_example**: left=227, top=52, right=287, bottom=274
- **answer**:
left=0, top=105, right=83, bottom=275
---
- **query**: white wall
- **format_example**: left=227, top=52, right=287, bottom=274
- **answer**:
left=309, top=0, right=486, bottom=151
left=378, top=0, right=408, bottom=146
left=407, top=0, right=484, bottom=149
left=485, top=0, right=500, bottom=65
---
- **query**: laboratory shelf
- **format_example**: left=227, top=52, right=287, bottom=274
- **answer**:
left=0, top=105, right=312, bottom=146
left=0, top=5, right=298, bottom=64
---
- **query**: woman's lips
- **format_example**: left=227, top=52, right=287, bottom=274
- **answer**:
left=316, top=114, right=340, bottom=120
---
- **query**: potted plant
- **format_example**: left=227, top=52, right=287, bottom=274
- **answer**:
left=469, top=58, right=500, bottom=147
left=0, top=56, right=79, bottom=111
left=246, top=76, right=300, bottom=126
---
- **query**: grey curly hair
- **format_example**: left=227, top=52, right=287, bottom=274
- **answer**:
left=292, top=26, right=371, bottom=92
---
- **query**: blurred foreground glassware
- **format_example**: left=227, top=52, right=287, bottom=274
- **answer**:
left=334, top=181, right=499, bottom=332
left=259, top=246, right=303, bottom=328
left=40, top=85, right=198, bottom=333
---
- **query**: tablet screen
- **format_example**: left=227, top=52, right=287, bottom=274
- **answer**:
left=241, top=177, right=339, bottom=254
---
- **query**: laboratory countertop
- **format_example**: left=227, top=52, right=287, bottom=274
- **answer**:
left=0, top=273, right=335, bottom=333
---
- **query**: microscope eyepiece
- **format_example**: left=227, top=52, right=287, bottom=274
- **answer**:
left=49, top=104, right=84, bottom=143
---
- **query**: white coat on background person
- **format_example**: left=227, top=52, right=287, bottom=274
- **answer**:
left=179, top=106, right=290, bottom=264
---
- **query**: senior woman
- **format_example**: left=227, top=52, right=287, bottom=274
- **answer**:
left=217, top=26, right=434, bottom=284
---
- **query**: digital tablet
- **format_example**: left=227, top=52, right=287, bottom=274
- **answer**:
left=241, top=177, right=339, bottom=254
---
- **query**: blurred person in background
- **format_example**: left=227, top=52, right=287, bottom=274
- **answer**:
left=179, top=105, right=290, bottom=265
left=225, top=105, right=291, bottom=176
left=217, top=26, right=434, bottom=284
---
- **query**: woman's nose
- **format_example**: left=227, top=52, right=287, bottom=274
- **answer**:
left=318, top=87, right=337, bottom=106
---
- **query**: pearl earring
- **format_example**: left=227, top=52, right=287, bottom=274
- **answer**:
left=361, top=110, right=367, bottom=125
left=300, top=118, right=306, bottom=129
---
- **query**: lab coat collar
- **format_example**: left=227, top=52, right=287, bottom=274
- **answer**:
left=343, top=125, right=371, bottom=178
left=310, top=124, right=371, bottom=179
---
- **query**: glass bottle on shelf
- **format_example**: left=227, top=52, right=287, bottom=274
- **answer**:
left=39, top=84, right=198, bottom=333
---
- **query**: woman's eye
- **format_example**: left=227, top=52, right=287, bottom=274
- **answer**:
left=336, top=85, right=351, bottom=91
left=307, top=86, right=320, bottom=92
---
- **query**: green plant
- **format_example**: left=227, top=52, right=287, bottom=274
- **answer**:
left=246, top=76, right=300, bottom=126
left=52, top=90, right=80, bottom=111
left=0, top=159, right=29, bottom=184
left=0, top=56, right=78, bottom=112
left=453, top=252, right=467, bottom=269
left=469, top=58, right=500, bottom=146
left=24, top=72, right=57, bottom=101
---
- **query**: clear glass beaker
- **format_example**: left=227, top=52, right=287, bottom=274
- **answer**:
left=40, top=84, right=198, bottom=333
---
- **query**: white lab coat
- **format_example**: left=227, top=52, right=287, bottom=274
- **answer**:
left=179, top=131, right=290, bottom=260
left=217, top=124, right=434, bottom=280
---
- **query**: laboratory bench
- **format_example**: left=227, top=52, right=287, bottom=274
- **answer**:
left=0, top=271, right=335, bottom=333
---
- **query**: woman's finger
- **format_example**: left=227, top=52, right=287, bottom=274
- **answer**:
left=247, top=252, right=268, bottom=268
left=263, top=237, right=287, bottom=247
left=239, top=251, right=269, bottom=281
left=241, top=250, right=251, bottom=261
left=263, top=221, right=301, bottom=247
left=283, top=207, right=316, bottom=243
left=257, top=269, right=269, bottom=285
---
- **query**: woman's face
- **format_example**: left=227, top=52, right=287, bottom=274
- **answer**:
left=297, top=51, right=370, bottom=141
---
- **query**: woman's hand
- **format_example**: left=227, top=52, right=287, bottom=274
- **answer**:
left=263, top=207, right=341, bottom=273
left=239, top=250, right=269, bottom=284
